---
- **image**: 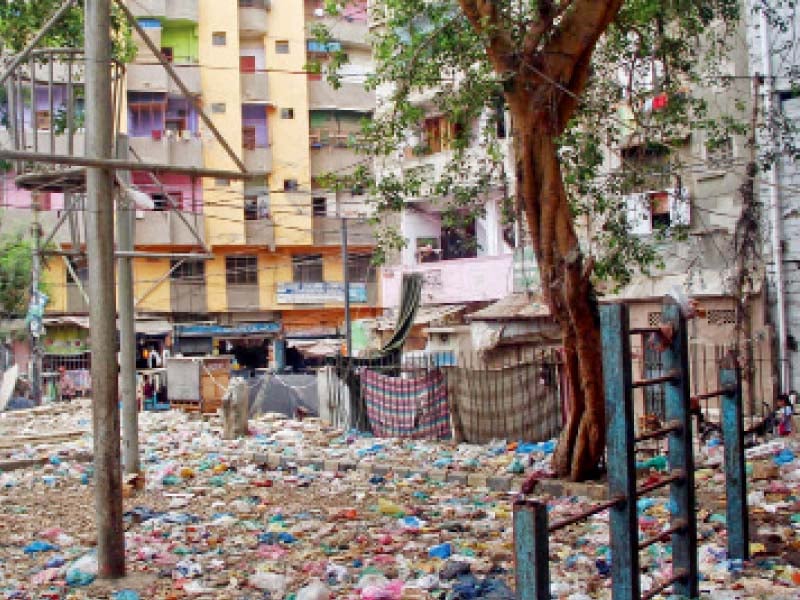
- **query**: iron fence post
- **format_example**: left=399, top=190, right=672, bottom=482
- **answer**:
left=600, top=303, right=640, bottom=600
left=513, top=500, right=550, bottom=600
left=661, top=301, right=699, bottom=598
left=720, top=361, right=749, bottom=561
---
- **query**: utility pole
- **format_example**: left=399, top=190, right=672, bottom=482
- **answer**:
left=117, top=136, right=139, bottom=475
left=341, top=211, right=352, bottom=357
left=30, top=195, right=42, bottom=405
left=85, top=0, right=125, bottom=578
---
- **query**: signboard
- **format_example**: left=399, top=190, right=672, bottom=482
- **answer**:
left=277, top=282, right=368, bottom=304
left=174, top=322, right=281, bottom=338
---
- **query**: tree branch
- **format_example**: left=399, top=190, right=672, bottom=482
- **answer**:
left=458, top=0, right=517, bottom=74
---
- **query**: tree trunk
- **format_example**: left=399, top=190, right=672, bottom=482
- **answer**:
left=513, top=113, right=606, bottom=481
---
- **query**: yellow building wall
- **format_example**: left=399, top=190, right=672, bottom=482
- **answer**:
left=133, top=259, right=171, bottom=312
left=205, top=254, right=227, bottom=312
left=42, top=257, right=66, bottom=313
left=199, top=0, right=245, bottom=247
left=258, top=252, right=292, bottom=310
left=267, top=1, right=312, bottom=246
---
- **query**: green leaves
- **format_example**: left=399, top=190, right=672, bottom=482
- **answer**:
left=0, top=230, right=36, bottom=318
left=0, top=1, right=136, bottom=63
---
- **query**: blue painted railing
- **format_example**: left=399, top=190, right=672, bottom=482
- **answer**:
left=513, top=300, right=748, bottom=599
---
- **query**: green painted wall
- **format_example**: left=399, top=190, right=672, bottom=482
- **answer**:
left=161, top=22, right=199, bottom=64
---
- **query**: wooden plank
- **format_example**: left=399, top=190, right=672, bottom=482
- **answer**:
left=513, top=500, right=550, bottom=600
left=721, top=364, right=749, bottom=560
left=661, top=301, right=699, bottom=599
left=599, top=303, right=640, bottom=600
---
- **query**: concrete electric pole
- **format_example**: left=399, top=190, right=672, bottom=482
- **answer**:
left=85, top=0, right=126, bottom=578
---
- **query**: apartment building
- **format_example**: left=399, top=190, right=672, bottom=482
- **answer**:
left=0, top=0, right=378, bottom=369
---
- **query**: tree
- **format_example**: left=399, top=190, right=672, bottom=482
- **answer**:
left=0, top=230, right=37, bottom=318
left=0, top=0, right=135, bottom=62
left=315, top=0, right=743, bottom=480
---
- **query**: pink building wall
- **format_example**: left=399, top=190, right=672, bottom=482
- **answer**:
left=381, top=254, right=514, bottom=308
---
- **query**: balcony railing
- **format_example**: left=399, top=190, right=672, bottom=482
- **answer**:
left=129, top=0, right=198, bottom=21
left=308, top=80, right=375, bottom=111
left=239, top=2, right=269, bottom=36
left=134, top=209, right=205, bottom=246
left=313, top=215, right=375, bottom=246
left=244, top=147, right=273, bottom=173
left=245, top=219, right=276, bottom=248
left=129, top=135, right=203, bottom=169
left=241, top=72, right=269, bottom=103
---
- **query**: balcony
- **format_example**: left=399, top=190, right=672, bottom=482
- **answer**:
left=227, top=284, right=260, bottom=312
left=307, top=16, right=369, bottom=47
left=245, top=219, right=275, bottom=248
left=308, top=80, right=374, bottom=111
left=171, top=281, right=207, bottom=313
left=239, top=2, right=269, bottom=37
left=129, top=0, right=198, bottom=22
left=169, top=64, right=201, bottom=95
left=134, top=209, right=205, bottom=246
left=127, top=63, right=168, bottom=92
left=244, top=147, right=272, bottom=173
left=129, top=135, right=203, bottom=168
left=381, top=254, right=514, bottom=308
left=313, top=215, right=375, bottom=246
left=16, top=129, right=86, bottom=156
left=240, top=72, right=269, bottom=103
left=310, top=146, right=359, bottom=177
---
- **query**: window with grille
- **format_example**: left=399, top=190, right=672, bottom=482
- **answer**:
left=312, top=197, right=327, bottom=216
left=242, top=126, right=257, bottom=151
left=170, top=260, right=205, bottom=281
left=212, top=32, right=227, bottom=46
left=283, top=179, right=298, bottom=192
left=348, top=253, right=375, bottom=282
left=647, top=312, right=661, bottom=327
left=292, top=254, right=323, bottom=283
left=707, top=309, right=736, bottom=326
left=707, top=137, right=734, bottom=170
left=280, top=107, right=295, bottom=119
left=66, top=256, right=89, bottom=284
left=226, top=256, right=258, bottom=285
left=275, top=40, right=289, bottom=54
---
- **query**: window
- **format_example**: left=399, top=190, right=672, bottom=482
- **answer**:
left=245, top=194, right=270, bottom=220
left=211, top=103, right=226, bottom=114
left=240, top=55, right=256, bottom=73
left=707, top=137, right=733, bottom=170
left=416, top=237, right=441, bottom=263
left=348, top=253, right=375, bottom=282
left=621, top=143, right=671, bottom=193
left=226, top=256, right=258, bottom=285
left=312, top=197, right=327, bottom=216
left=493, top=95, right=507, bottom=139
left=420, top=115, right=464, bottom=154
left=147, top=192, right=181, bottom=211
left=292, top=254, right=323, bottom=283
left=283, top=179, right=298, bottom=192
left=170, top=260, right=205, bottom=281
left=160, top=47, right=174, bottom=63
left=275, top=40, right=289, bottom=54
left=215, top=178, right=230, bottom=187
left=212, top=32, right=227, bottom=46
left=280, top=107, right=294, bottom=119
left=442, top=217, right=477, bottom=260
left=624, top=188, right=690, bottom=235
left=242, top=126, right=257, bottom=151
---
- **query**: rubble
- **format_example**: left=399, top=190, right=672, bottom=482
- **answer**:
left=0, top=401, right=799, bottom=598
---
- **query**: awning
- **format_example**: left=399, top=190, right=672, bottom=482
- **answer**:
left=135, top=319, right=172, bottom=336
left=174, top=322, right=280, bottom=338
left=289, top=338, right=342, bottom=358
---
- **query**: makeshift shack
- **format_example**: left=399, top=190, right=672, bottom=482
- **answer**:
left=166, top=356, right=232, bottom=414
